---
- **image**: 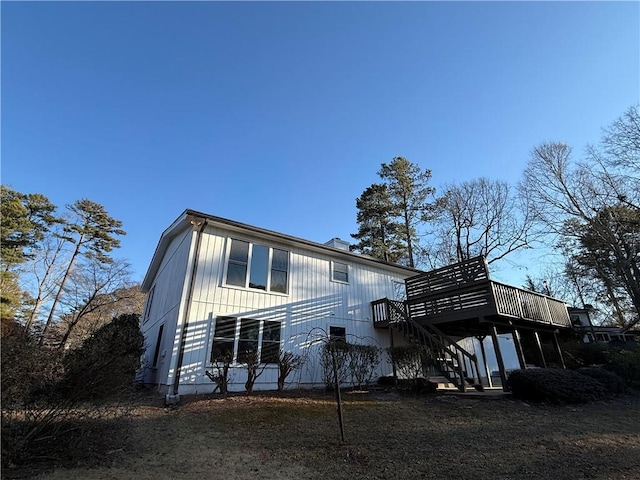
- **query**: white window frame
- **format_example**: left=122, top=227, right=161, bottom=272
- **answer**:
left=331, top=261, right=349, bottom=284
left=209, top=316, right=282, bottom=365
left=223, top=238, right=290, bottom=294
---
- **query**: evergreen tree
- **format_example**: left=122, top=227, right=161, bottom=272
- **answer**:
left=378, top=157, right=435, bottom=267
left=351, top=184, right=405, bottom=263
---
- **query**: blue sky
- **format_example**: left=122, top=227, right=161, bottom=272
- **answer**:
left=3, top=1, right=639, bottom=284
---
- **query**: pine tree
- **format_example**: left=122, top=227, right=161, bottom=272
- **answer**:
left=351, top=184, right=405, bottom=263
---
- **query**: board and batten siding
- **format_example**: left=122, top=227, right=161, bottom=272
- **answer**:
left=141, top=226, right=194, bottom=387
left=174, top=225, right=413, bottom=394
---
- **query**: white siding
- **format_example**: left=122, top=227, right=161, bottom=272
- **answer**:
left=174, top=225, right=412, bottom=394
left=141, top=226, right=193, bottom=387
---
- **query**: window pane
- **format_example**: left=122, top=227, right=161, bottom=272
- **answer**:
left=214, top=317, right=237, bottom=339
left=240, top=319, right=260, bottom=340
left=271, top=249, right=288, bottom=271
left=211, top=340, right=235, bottom=362
left=226, top=263, right=247, bottom=286
left=262, top=321, right=281, bottom=342
left=229, top=239, right=249, bottom=262
left=237, top=339, right=259, bottom=363
left=249, top=245, right=268, bottom=290
left=333, top=262, right=348, bottom=282
left=261, top=342, right=280, bottom=364
left=270, top=270, right=287, bottom=293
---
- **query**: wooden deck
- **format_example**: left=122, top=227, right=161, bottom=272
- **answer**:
left=377, top=256, right=571, bottom=335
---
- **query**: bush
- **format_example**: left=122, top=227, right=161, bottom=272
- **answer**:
left=60, top=313, right=144, bottom=401
left=1, top=315, right=143, bottom=467
left=604, top=346, right=640, bottom=389
left=506, top=369, right=611, bottom=404
left=578, top=367, right=625, bottom=395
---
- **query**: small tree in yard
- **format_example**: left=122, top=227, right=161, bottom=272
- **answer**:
left=277, top=351, right=306, bottom=391
left=205, top=350, right=233, bottom=396
left=241, top=350, right=269, bottom=394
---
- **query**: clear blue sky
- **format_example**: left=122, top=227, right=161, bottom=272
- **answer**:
left=3, top=1, right=639, bottom=284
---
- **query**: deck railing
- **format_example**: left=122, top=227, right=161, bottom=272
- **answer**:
left=491, top=282, right=571, bottom=328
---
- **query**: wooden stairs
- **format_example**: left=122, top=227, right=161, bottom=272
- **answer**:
left=382, top=299, right=483, bottom=392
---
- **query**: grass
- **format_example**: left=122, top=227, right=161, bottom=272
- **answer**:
left=3, top=389, right=640, bottom=480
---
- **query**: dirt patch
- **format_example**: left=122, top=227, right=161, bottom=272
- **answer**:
left=4, top=389, right=640, bottom=480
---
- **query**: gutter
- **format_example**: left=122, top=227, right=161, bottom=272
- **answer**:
left=166, top=215, right=207, bottom=404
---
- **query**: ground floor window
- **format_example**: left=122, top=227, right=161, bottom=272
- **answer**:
left=210, top=317, right=281, bottom=364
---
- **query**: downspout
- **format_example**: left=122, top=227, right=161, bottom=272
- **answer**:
left=166, top=216, right=207, bottom=404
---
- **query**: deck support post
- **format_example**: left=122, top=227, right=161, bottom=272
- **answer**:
left=477, top=336, right=493, bottom=388
left=534, top=331, right=547, bottom=368
left=552, top=332, right=566, bottom=369
left=512, top=329, right=527, bottom=370
left=389, top=327, right=398, bottom=385
left=489, top=322, right=509, bottom=392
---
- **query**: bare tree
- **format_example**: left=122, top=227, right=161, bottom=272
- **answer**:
left=519, top=107, right=640, bottom=330
left=431, top=178, right=534, bottom=266
left=56, top=258, right=135, bottom=350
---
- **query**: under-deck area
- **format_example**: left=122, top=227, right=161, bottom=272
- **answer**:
left=372, top=256, right=574, bottom=391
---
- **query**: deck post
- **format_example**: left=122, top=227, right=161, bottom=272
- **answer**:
left=456, top=350, right=467, bottom=393
left=477, top=336, right=493, bottom=388
left=389, top=327, right=398, bottom=385
left=552, top=332, right=566, bottom=369
left=533, top=331, right=547, bottom=368
left=512, top=329, right=527, bottom=370
left=489, top=322, right=509, bottom=392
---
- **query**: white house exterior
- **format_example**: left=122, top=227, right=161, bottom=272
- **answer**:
left=140, top=210, right=417, bottom=401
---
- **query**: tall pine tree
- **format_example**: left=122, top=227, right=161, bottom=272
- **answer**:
left=351, top=184, right=405, bottom=263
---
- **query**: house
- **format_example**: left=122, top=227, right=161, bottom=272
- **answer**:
left=569, top=307, right=639, bottom=344
left=141, top=210, right=576, bottom=403
left=140, top=210, right=418, bottom=402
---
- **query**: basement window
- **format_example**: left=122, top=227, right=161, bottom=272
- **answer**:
left=210, top=317, right=282, bottom=364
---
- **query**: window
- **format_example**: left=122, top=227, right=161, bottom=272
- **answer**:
left=211, top=317, right=237, bottom=362
left=329, top=326, right=346, bottom=342
left=332, top=261, right=349, bottom=283
left=210, top=317, right=282, bottom=364
left=152, top=324, right=164, bottom=367
left=143, top=285, right=155, bottom=323
left=237, top=319, right=260, bottom=363
left=225, top=239, right=289, bottom=293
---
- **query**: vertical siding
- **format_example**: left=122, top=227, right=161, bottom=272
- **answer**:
left=172, top=225, right=412, bottom=394
left=141, top=227, right=193, bottom=387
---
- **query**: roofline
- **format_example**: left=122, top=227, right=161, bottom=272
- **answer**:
left=141, top=208, right=420, bottom=291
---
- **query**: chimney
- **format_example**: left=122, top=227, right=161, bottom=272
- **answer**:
left=324, top=238, right=350, bottom=251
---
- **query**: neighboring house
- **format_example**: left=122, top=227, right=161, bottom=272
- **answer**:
left=140, top=210, right=417, bottom=402
left=569, top=307, right=639, bottom=344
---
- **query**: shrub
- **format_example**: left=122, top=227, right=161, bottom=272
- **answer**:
left=347, top=344, right=381, bottom=390
left=578, top=367, right=625, bottom=395
left=506, top=369, right=612, bottom=404
left=277, top=351, right=305, bottom=391
left=604, top=346, right=640, bottom=389
left=319, top=340, right=350, bottom=389
left=60, top=313, right=144, bottom=401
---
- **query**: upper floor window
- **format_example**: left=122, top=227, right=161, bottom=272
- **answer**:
left=225, top=239, right=289, bottom=293
left=331, top=261, right=349, bottom=283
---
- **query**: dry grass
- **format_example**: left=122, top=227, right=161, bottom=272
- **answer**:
left=4, top=389, right=640, bottom=480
